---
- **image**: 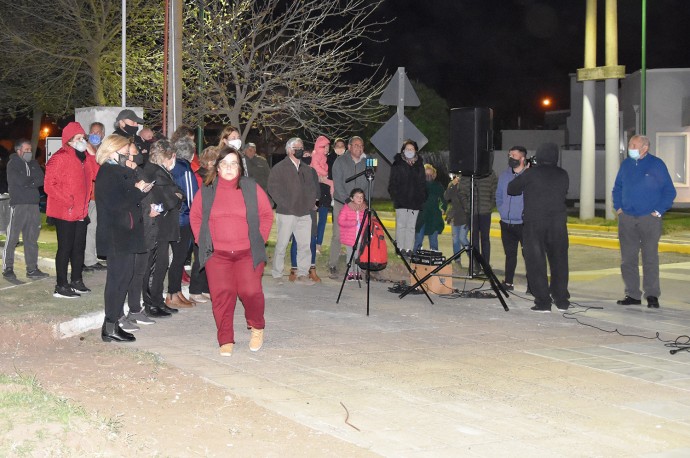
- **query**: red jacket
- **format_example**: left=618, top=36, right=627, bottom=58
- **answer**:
left=45, top=146, right=99, bottom=221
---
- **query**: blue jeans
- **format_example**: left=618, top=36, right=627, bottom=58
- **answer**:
left=451, top=224, right=470, bottom=255
left=413, top=224, right=439, bottom=251
left=315, top=206, right=329, bottom=246
left=290, top=234, right=317, bottom=268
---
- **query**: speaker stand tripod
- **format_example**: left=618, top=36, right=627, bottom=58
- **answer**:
left=336, top=168, right=434, bottom=315
left=399, top=173, right=509, bottom=311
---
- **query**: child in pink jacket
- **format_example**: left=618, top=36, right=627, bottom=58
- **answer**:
left=338, top=188, right=367, bottom=280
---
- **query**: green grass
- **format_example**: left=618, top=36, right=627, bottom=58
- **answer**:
left=0, top=372, right=87, bottom=423
left=0, top=372, right=90, bottom=456
left=39, top=213, right=56, bottom=232
left=566, top=211, right=690, bottom=234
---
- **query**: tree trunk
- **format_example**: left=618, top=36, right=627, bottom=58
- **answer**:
left=30, top=108, right=43, bottom=158
left=88, top=56, right=106, bottom=106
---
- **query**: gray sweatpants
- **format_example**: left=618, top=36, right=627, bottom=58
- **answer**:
left=84, top=200, right=98, bottom=266
left=618, top=213, right=662, bottom=299
left=395, top=208, right=419, bottom=252
left=2, top=204, right=41, bottom=272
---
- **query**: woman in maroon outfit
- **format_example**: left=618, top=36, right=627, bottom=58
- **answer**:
left=190, top=147, right=273, bottom=356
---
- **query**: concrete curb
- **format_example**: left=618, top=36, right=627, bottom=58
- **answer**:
left=54, top=311, right=104, bottom=339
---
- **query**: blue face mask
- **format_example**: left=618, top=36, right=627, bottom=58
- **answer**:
left=88, top=134, right=102, bottom=146
left=628, top=149, right=640, bottom=160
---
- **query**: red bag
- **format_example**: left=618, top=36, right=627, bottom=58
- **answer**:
left=357, top=214, right=388, bottom=271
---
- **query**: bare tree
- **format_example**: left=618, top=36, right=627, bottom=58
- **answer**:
left=0, top=0, right=163, bottom=117
left=183, top=0, right=390, bottom=141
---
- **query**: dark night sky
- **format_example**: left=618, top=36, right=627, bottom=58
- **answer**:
left=368, top=0, right=690, bottom=130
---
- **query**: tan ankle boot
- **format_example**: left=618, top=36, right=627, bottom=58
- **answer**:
left=309, top=266, right=321, bottom=283
left=288, top=268, right=297, bottom=282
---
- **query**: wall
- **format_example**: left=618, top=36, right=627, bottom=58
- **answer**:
left=500, top=130, right=566, bottom=151
left=75, top=106, right=145, bottom=136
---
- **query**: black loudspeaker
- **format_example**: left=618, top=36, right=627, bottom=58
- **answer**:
left=449, top=107, right=493, bottom=176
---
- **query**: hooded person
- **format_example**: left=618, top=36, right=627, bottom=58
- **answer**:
left=507, top=142, right=570, bottom=313
left=44, top=121, right=100, bottom=298
left=308, top=135, right=332, bottom=257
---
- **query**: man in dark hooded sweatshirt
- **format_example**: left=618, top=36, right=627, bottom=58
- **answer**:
left=507, top=142, right=569, bottom=313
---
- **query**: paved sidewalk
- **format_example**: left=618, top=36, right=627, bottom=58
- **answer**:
left=128, top=261, right=690, bottom=457
left=6, top=225, right=690, bottom=456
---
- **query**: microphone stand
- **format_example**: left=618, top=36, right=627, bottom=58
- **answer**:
left=336, top=165, right=434, bottom=315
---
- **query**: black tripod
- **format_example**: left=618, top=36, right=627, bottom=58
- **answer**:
left=398, top=173, right=510, bottom=311
left=336, top=166, right=434, bottom=315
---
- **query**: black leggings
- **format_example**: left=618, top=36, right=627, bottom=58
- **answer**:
left=54, top=218, right=87, bottom=287
left=168, top=225, right=193, bottom=294
left=143, top=242, right=170, bottom=307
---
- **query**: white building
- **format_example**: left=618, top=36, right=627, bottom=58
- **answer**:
left=500, top=68, right=690, bottom=204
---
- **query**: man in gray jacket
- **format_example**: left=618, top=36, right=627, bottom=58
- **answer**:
left=2, top=139, right=49, bottom=283
left=328, top=136, right=370, bottom=278
left=267, top=138, right=319, bottom=285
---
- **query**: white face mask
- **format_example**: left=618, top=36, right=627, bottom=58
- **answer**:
left=226, top=138, right=242, bottom=150
left=73, top=140, right=88, bottom=152
left=403, top=150, right=416, bottom=159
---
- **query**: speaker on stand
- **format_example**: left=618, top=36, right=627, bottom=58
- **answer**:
left=414, top=107, right=508, bottom=310
left=449, top=107, right=493, bottom=177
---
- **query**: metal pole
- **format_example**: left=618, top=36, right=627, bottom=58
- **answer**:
left=162, top=0, right=169, bottom=136
left=396, top=67, right=405, bottom=149
left=580, top=0, right=597, bottom=220
left=641, top=0, right=647, bottom=135
left=167, top=0, right=183, bottom=135
left=121, top=0, right=126, bottom=107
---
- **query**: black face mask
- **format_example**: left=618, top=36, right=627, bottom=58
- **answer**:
left=117, top=153, right=129, bottom=167
left=293, top=148, right=305, bottom=159
left=123, top=124, right=139, bottom=136
left=131, top=153, right=144, bottom=166
left=508, top=157, right=521, bottom=169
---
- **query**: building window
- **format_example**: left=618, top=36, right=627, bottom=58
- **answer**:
left=657, top=133, right=688, bottom=187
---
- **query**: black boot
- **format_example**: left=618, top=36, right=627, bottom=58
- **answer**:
left=101, top=321, right=136, bottom=343
left=160, top=303, right=178, bottom=314
left=145, top=304, right=172, bottom=318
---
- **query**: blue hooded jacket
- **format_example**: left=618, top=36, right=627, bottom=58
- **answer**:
left=171, top=158, right=199, bottom=226
left=496, top=167, right=524, bottom=224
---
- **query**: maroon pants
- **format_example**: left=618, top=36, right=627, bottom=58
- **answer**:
left=205, top=249, right=265, bottom=346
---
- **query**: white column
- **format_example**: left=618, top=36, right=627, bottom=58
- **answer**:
left=604, top=79, right=620, bottom=220
left=580, top=80, right=596, bottom=220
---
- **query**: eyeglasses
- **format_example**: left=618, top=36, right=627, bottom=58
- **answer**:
left=218, top=161, right=240, bottom=170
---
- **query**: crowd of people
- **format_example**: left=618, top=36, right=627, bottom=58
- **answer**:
left=1, top=112, right=677, bottom=349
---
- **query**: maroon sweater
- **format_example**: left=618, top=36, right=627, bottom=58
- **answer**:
left=190, top=176, right=273, bottom=252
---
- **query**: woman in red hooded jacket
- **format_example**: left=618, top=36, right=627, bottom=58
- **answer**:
left=44, top=122, right=99, bottom=298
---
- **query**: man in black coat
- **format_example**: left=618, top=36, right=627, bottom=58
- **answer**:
left=507, top=142, right=570, bottom=313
